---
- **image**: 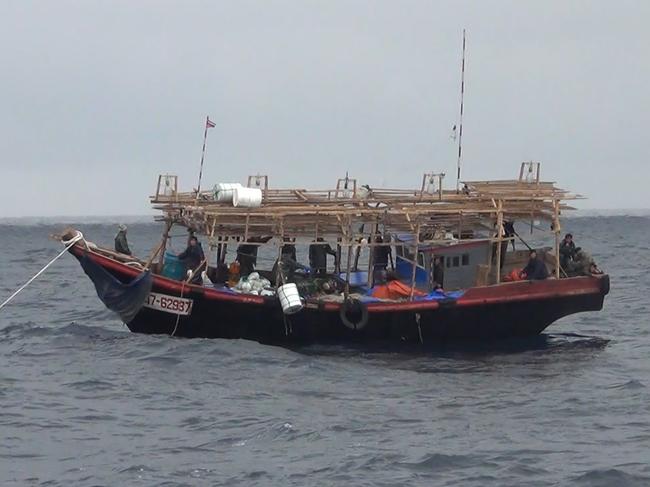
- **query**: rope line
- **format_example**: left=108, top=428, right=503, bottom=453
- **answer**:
left=171, top=280, right=186, bottom=337
left=0, top=232, right=83, bottom=311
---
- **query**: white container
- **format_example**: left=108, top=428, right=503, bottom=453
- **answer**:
left=277, top=283, right=303, bottom=314
left=214, top=183, right=243, bottom=202
left=233, top=187, right=263, bottom=208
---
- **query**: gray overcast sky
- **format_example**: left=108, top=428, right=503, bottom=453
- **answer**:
left=1, top=0, right=649, bottom=216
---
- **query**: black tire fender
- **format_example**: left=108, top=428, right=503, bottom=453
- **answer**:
left=340, top=298, right=369, bottom=330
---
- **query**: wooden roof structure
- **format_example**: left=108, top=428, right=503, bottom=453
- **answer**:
left=150, top=163, right=581, bottom=245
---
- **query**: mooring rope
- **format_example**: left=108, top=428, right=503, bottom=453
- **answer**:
left=0, top=232, right=84, bottom=311
left=170, top=279, right=186, bottom=337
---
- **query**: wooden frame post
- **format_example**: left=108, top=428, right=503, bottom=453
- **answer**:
left=553, top=199, right=561, bottom=279
left=156, top=219, right=173, bottom=270
left=495, top=200, right=504, bottom=284
left=409, top=222, right=421, bottom=300
left=366, top=232, right=374, bottom=288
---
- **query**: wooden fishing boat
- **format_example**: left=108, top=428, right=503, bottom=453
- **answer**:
left=60, top=163, right=609, bottom=346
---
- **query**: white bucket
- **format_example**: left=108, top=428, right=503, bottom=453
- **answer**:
left=277, top=283, right=303, bottom=314
left=233, top=187, right=263, bottom=208
left=214, top=183, right=243, bottom=202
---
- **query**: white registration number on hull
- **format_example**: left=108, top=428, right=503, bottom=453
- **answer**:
left=143, top=292, right=193, bottom=315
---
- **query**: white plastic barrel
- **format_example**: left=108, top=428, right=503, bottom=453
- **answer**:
left=277, top=283, right=303, bottom=314
left=233, top=187, right=263, bottom=208
left=214, top=183, right=243, bottom=202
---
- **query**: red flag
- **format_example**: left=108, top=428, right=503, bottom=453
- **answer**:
left=206, top=117, right=216, bottom=129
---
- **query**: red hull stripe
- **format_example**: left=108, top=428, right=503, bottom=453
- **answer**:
left=71, top=245, right=606, bottom=314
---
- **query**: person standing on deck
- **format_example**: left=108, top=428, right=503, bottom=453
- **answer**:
left=521, top=250, right=549, bottom=280
left=372, top=235, right=391, bottom=272
left=309, top=238, right=337, bottom=277
left=178, top=236, right=205, bottom=284
left=114, top=224, right=132, bottom=255
left=432, top=256, right=445, bottom=290
left=236, top=236, right=272, bottom=277
left=282, top=237, right=297, bottom=262
left=272, top=244, right=307, bottom=284
left=559, top=233, right=577, bottom=271
left=371, top=235, right=392, bottom=284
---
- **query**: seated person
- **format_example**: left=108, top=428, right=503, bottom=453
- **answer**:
left=566, top=249, right=601, bottom=277
left=520, top=250, right=549, bottom=280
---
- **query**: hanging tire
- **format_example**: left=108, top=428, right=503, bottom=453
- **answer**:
left=340, top=298, right=369, bottom=330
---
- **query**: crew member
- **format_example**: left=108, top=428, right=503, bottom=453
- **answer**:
left=282, top=237, right=297, bottom=262
left=178, top=235, right=205, bottom=284
left=521, top=250, right=549, bottom=280
left=432, top=256, right=445, bottom=290
left=309, top=238, right=337, bottom=277
left=372, top=235, right=392, bottom=272
left=114, top=224, right=132, bottom=255
left=236, top=236, right=272, bottom=276
left=272, top=244, right=307, bottom=284
left=559, top=233, right=577, bottom=271
left=371, top=235, right=392, bottom=284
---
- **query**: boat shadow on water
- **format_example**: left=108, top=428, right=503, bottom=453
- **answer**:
left=289, top=332, right=610, bottom=359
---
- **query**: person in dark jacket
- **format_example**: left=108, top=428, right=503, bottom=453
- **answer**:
left=309, top=238, right=337, bottom=276
left=236, top=242, right=257, bottom=277
left=272, top=245, right=307, bottom=284
left=282, top=238, right=297, bottom=262
left=559, top=233, right=577, bottom=271
left=370, top=235, right=392, bottom=285
left=114, top=224, right=132, bottom=255
left=178, top=236, right=205, bottom=283
left=236, top=236, right=272, bottom=276
left=521, top=250, right=549, bottom=280
left=432, top=256, right=445, bottom=290
left=372, top=235, right=392, bottom=271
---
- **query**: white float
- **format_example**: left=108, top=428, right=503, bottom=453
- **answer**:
left=277, top=283, right=303, bottom=314
left=232, top=187, right=263, bottom=208
left=214, top=183, right=243, bottom=202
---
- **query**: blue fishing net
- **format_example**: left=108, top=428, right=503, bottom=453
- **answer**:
left=78, top=254, right=153, bottom=324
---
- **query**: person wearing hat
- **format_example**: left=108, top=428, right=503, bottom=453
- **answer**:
left=559, top=233, right=577, bottom=272
left=114, top=224, right=132, bottom=255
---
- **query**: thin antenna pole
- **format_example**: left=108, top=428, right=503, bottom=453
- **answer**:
left=196, top=116, right=215, bottom=198
left=456, top=29, right=466, bottom=193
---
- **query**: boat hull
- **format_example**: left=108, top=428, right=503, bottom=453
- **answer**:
left=71, top=246, right=609, bottom=346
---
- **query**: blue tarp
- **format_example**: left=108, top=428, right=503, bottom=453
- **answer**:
left=360, top=287, right=465, bottom=303
left=414, top=289, right=465, bottom=301
left=79, top=254, right=153, bottom=324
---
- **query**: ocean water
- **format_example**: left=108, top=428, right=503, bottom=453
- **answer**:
left=1, top=216, right=649, bottom=486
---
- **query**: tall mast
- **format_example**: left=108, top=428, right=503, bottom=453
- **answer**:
left=456, top=29, right=466, bottom=193
left=196, top=116, right=215, bottom=201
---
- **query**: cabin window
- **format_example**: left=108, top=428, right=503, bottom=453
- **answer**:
left=402, top=246, right=414, bottom=262
left=453, top=256, right=460, bottom=267
left=417, top=252, right=425, bottom=267
left=446, top=257, right=452, bottom=268
left=462, top=254, right=470, bottom=266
